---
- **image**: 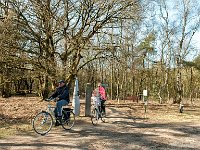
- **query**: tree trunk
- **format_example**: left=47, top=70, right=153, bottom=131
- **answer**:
left=189, top=67, right=193, bottom=104
left=2, top=81, right=11, bottom=98
left=176, top=57, right=183, bottom=104
left=40, top=75, right=49, bottom=100
left=0, top=75, right=3, bottom=97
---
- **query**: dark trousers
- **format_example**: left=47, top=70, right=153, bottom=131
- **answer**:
left=100, top=100, right=106, bottom=113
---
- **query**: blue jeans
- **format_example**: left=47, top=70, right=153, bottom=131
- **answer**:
left=55, top=100, right=68, bottom=117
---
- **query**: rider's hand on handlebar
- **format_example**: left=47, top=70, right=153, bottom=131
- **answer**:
left=46, top=97, right=53, bottom=101
left=54, top=97, right=59, bottom=102
left=46, top=98, right=51, bottom=101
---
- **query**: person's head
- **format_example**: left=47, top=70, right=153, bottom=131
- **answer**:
left=97, top=82, right=102, bottom=87
left=58, top=80, right=66, bottom=87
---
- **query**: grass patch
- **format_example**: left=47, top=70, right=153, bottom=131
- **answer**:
left=0, top=124, right=17, bottom=139
left=0, top=123, right=33, bottom=139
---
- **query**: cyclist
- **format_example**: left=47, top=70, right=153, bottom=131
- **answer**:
left=48, top=80, right=70, bottom=126
left=93, top=82, right=106, bottom=115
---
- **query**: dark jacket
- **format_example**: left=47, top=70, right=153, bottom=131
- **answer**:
left=49, top=85, right=70, bottom=102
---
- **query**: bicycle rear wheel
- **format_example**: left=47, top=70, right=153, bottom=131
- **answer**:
left=32, top=111, right=53, bottom=135
left=91, top=108, right=99, bottom=125
left=61, top=110, right=75, bottom=130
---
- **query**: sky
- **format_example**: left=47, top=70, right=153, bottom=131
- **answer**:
left=152, top=0, right=200, bottom=62
left=190, top=31, right=200, bottom=60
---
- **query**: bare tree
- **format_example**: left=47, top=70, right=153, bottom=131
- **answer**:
left=0, top=0, right=142, bottom=99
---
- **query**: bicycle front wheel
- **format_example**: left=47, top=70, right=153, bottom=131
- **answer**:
left=32, top=111, right=53, bottom=135
left=61, top=110, right=75, bottom=130
left=91, top=108, right=99, bottom=125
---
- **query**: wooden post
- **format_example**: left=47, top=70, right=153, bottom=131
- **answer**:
left=85, top=83, right=92, bottom=117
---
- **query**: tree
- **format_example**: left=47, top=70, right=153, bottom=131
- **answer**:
left=154, top=0, right=200, bottom=104
left=0, top=0, right=142, bottom=99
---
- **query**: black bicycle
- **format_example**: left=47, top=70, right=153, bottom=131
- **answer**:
left=91, top=97, right=106, bottom=125
left=32, top=99, right=75, bottom=135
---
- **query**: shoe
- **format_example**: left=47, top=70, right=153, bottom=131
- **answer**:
left=55, top=120, right=60, bottom=126
left=55, top=116, right=62, bottom=126
left=101, top=111, right=106, bottom=117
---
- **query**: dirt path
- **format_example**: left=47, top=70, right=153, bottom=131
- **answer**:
left=1, top=104, right=200, bottom=150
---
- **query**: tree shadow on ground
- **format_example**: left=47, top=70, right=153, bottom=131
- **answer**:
left=59, top=124, right=197, bottom=150
left=0, top=106, right=200, bottom=150
left=112, top=120, right=200, bottom=137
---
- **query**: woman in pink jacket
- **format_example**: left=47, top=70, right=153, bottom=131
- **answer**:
left=97, top=82, right=106, bottom=115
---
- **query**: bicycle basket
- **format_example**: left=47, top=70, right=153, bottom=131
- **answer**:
left=92, top=96, right=101, bottom=107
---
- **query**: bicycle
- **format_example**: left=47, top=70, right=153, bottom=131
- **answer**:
left=32, top=99, right=75, bottom=135
left=91, top=96, right=106, bottom=125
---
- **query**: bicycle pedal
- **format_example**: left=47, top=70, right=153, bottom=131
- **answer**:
left=55, top=121, right=61, bottom=126
left=102, top=112, right=106, bottom=117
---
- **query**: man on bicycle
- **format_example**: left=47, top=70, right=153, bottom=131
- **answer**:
left=48, top=80, right=70, bottom=126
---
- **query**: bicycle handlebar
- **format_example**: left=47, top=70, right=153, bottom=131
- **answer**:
left=45, top=98, right=56, bottom=102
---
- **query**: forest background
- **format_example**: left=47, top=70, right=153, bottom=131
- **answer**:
left=0, top=0, right=200, bottom=105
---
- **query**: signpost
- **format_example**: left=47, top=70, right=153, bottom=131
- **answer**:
left=143, top=90, right=148, bottom=117
left=72, top=77, right=80, bottom=116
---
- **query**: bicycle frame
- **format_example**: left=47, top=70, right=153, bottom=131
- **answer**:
left=45, top=102, right=72, bottom=122
left=46, top=103, right=56, bottom=120
left=92, top=97, right=102, bottom=114
left=91, top=96, right=105, bottom=125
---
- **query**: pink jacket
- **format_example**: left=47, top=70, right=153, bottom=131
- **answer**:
left=98, top=86, right=106, bottom=100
